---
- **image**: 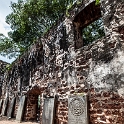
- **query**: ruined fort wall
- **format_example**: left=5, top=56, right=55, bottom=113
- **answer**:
left=0, top=60, right=8, bottom=114
left=0, top=0, right=124, bottom=124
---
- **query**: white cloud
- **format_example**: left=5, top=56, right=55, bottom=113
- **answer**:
left=0, top=14, right=11, bottom=36
left=0, top=0, right=18, bottom=36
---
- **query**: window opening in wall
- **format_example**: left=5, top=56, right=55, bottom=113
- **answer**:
left=82, top=17, right=105, bottom=46
left=59, top=24, right=68, bottom=51
left=73, top=1, right=105, bottom=49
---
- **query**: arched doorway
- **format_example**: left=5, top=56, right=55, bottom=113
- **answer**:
left=24, top=86, right=41, bottom=122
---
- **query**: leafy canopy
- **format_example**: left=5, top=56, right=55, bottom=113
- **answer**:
left=0, top=0, right=76, bottom=58
left=0, top=0, right=101, bottom=59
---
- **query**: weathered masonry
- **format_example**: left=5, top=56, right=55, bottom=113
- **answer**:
left=0, top=0, right=124, bottom=124
left=0, top=60, right=8, bottom=96
left=0, top=60, right=8, bottom=114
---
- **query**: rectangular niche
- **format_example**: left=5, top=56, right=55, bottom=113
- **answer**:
left=68, top=94, right=89, bottom=124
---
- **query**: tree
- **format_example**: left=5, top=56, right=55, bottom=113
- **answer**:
left=0, top=0, right=101, bottom=58
left=0, top=0, right=76, bottom=58
left=6, top=0, right=75, bottom=45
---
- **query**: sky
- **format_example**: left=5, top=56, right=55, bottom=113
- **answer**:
left=0, top=0, right=17, bottom=63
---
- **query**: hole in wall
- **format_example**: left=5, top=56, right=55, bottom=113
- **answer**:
left=73, top=1, right=105, bottom=49
left=82, top=17, right=105, bottom=46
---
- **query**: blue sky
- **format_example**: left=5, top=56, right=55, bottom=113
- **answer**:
left=0, top=0, right=17, bottom=63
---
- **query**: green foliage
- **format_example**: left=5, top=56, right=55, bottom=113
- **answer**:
left=0, top=0, right=78, bottom=58
left=1, top=0, right=75, bottom=58
left=5, top=64, right=12, bottom=71
left=0, top=0, right=103, bottom=59
left=0, top=34, right=19, bottom=59
left=0, top=33, right=27, bottom=59
left=82, top=18, right=105, bottom=46
left=66, top=1, right=73, bottom=16
left=95, top=0, right=100, bottom=5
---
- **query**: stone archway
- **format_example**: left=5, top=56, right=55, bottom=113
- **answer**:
left=24, top=86, right=41, bottom=122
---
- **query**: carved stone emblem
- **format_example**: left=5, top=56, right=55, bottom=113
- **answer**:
left=69, top=97, right=84, bottom=116
left=68, top=95, right=89, bottom=124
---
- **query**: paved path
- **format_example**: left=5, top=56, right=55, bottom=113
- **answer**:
left=0, top=120, right=38, bottom=124
left=0, top=117, right=38, bottom=124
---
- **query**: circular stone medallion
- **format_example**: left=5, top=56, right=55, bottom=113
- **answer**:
left=69, top=97, right=85, bottom=116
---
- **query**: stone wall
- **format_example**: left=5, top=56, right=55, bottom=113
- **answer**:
left=90, top=91, right=124, bottom=123
left=0, top=0, right=124, bottom=124
left=0, top=60, right=8, bottom=98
